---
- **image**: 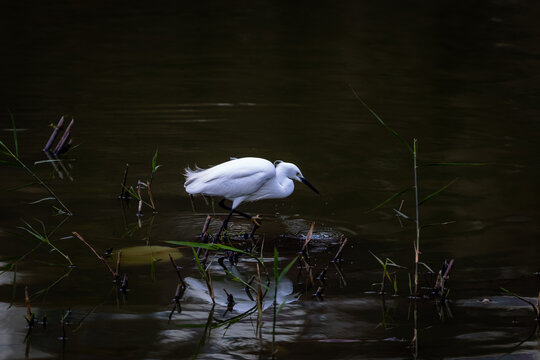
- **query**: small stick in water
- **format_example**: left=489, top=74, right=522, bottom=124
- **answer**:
left=120, top=274, right=129, bottom=293
left=301, top=222, right=315, bottom=255
left=146, top=180, right=156, bottom=211
left=24, top=286, right=35, bottom=327
left=43, top=116, right=65, bottom=152
left=169, top=254, right=186, bottom=289
left=119, top=163, right=129, bottom=199
left=201, top=215, right=212, bottom=239
left=114, top=251, right=122, bottom=282
left=331, top=236, right=348, bottom=263
left=53, top=118, right=74, bottom=155
left=58, top=137, right=73, bottom=154
left=224, top=289, right=235, bottom=312
left=136, top=181, right=143, bottom=217
left=316, top=267, right=328, bottom=282
left=434, top=259, right=455, bottom=299
left=313, top=286, right=324, bottom=298
left=73, top=232, right=116, bottom=278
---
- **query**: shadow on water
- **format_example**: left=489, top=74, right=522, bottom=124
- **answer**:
left=1, top=1, right=540, bottom=359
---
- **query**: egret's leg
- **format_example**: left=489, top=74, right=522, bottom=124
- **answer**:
left=189, top=194, right=196, bottom=213
left=218, top=199, right=262, bottom=222
left=212, top=208, right=234, bottom=243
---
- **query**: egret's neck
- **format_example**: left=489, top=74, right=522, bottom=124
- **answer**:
left=275, top=167, right=295, bottom=197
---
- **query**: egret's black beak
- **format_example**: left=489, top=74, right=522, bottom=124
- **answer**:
left=299, top=176, right=320, bottom=195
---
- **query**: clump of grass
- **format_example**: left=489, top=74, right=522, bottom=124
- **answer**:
left=120, top=149, right=162, bottom=214
left=19, top=220, right=73, bottom=266
left=350, top=85, right=480, bottom=298
left=1, top=111, right=71, bottom=215
left=369, top=251, right=406, bottom=295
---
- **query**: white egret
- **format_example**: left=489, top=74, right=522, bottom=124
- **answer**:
left=184, top=157, right=319, bottom=240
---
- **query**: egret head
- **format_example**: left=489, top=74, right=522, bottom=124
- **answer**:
left=275, top=161, right=320, bottom=194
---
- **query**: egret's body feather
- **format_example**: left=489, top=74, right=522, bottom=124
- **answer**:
left=184, top=157, right=317, bottom=209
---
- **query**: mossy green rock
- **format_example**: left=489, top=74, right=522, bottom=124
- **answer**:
left=117, top=245, right=182, bottom=266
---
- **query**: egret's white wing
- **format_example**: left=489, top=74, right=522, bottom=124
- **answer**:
left=184, top=157, right=275, bottom=200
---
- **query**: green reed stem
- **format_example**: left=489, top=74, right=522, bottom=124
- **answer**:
left=413, top=139, right=419, bottom=298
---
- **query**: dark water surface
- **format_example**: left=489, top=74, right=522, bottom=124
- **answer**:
left=1, top=2, right=539, bottom=359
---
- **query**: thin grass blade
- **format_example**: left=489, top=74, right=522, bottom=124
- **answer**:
left=168, top=241, right=251, bottom=256
left=366, top=187, right=411, bottom=213
left=28, top=197, right=56, bottom=205
left=0, top=159, right=20, bottom=167
left=278, top=256, right=299, bottom=284
left=369, top=250, right=385, bottom=267
left=7, top=109, right=18, bottom=157
left=419, top=179, right=457, bottom=206
left=422, top=162, right=487, bottom=167
left=349, top=85, right=413, bottom=154
left=500, top=287, right=539, bottom=316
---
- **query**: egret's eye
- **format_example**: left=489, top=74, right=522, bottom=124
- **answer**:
left=296, top=172, right=300, bottom=176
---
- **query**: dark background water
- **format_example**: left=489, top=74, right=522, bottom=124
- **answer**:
left=1, top=1, right=539, bottom=359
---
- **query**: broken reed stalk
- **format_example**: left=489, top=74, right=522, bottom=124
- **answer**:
left=317, top=267, right=328, bottom=281
left=197, top=216, right=212, bottom=258
left=206, top=269, right=214, bottom=302
left=24, top=286, right=34, bottom=326
left=53, top=118, right=74, bottom=155
left=413, top=138, right=420, bottom=298
left=301, top=222, right=315, bottom=254
left=380, top=268, right=386, bottom=294
left=136, top=181, right=143, bottom=216
left=331, top=236, right=348, bottom=263
left=434, top=259, right=455, bottom=297
left=169, top=254, right=186, bottom=289
left=72, top=232, right=116, bottom=279
left=201, top=215, right=212, bottom=236
left=120, top=274, right=129, bottom=292
left=119, top=163, right=129, bottom=199
left=173, top=283, right=183, bottom=302
left=256, top=263, right=263, bottom=337
left=114, top=251, right=122, bottom=281
left=537, top=291, right=540, bottom=319
left=146, top=180, right=156, bottom=211
left=43, top=116, right=65, bottom=152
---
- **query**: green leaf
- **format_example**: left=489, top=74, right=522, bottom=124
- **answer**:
left=8, top=109, right=18, bottom=157
left=28, top=197, right=56, bottom=205
left=418, top=262, right=434, bottom=273
left=366, top=187, right=411, bottom=213
left=0, top=160, right=20, bottom=167
left=167, top=241, right=251, bottom=256
left=273, top=247, right=279, bottom=282
left=0, top=139, right=13, bottom=155
left=278, top=256, right=298, bottom=284
left=276, top=301, right=287, bottom=316
left=152, top=149, right=159, bottom=172
left=192, top=248, right=207, bottom=281
left=18, top=222, right=48, bottom=243
left=175, top=323, right=210, bottom=329
left=34, top=159, right=74, bottom=165
left=422, top=162, right=487, bottom=167
left=386, top=259, right=407, bottom=269
left=349, top=85, right=413, bottom=154
left=500, top=287, right=539, bottom=316
left=419, top=178, right=457, bottom=206
left=369, top=250, right=385, bottom=267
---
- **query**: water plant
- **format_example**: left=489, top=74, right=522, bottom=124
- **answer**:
left=369, top=251, right=406, bottom=295
left=1, top=111, right=71, bottom=214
